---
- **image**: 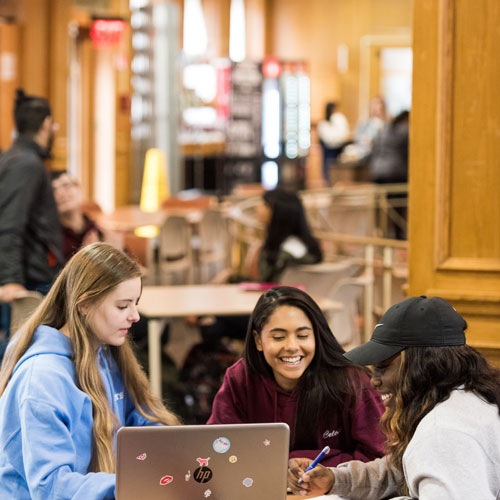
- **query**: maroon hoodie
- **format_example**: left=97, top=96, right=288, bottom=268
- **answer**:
left=207, top=358, right=385, bottom=467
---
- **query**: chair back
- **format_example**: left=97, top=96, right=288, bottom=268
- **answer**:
left=198, top=210, right=230, bottom=282
left=327, top=184, right=376, bottom=255
left=279, top=258, right=359, bottom=297
left=10, top=291, right=44, bottom=333
left=328, top=275, right=372, bottom=348
left=158, top=215, right=192, bottom=284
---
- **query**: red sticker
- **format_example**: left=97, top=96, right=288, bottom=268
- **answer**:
left=160, top=475, right=173, bottom=486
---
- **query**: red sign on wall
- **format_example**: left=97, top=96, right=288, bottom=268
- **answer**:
left=90, top=19, right=126, bottom=48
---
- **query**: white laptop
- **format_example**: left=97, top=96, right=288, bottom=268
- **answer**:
left=116, top=422, right=290, bottom=500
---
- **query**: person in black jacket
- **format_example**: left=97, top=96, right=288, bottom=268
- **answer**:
left=0, top=89, right=63, bottom=355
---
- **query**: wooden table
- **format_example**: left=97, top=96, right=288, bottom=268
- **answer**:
left=138, top=284, right=344, bottom=397
left=94, top=204, right=204, bottom=233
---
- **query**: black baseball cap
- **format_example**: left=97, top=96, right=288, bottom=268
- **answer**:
left=344, top=296, right=467, bottom=366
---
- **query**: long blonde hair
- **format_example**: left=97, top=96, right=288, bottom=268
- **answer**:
left=0, top=242, right=179, bottom=473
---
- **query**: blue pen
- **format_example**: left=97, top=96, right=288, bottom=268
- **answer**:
left=297, top=445, right=330, bottom=483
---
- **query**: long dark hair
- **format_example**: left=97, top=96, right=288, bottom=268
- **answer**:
left=383, top=345, right=500, bottom=495
left=244, top=286, right=367, bottom=448
left=262, top=188, right=322, bottom=268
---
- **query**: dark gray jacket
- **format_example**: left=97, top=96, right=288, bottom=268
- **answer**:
left=0, top=136, right=63, bottom=287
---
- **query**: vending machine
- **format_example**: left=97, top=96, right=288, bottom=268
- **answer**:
left=261, top=57, right=311, bottom=190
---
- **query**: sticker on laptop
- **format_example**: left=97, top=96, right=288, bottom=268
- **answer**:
left=194, top=467, right=213, bottom=484
left=242, top=477, right=254, bottom=488
left=196, top=457, right=211, bottom=467
left=185, top=470, right=191, bottom=481
left=204, top=489, right=212, bottom=497
left=136, top=453, right=147, bottom=461
left=213, top=436, right=231, bottom=453
left=159, top=475, right=173, bottom=486
left=229, top=455, right=237, bottom=463
left=263, top=439, right=271, bottom=446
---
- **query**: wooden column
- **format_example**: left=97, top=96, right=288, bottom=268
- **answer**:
left=408, top=0, right=500, bottom=364
left=0, top=23, right=19, bottom=151
left=203, top=0, right=231, bottom=57
left=48, top=0, right=70, bottom=171
left=19, top=0, right=50, bottom=96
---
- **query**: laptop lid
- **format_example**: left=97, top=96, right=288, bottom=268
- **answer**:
left=116, top=422, right=290, bottom=500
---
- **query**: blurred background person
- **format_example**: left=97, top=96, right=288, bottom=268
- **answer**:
left=370, top=110, right=410, bottom=239
left=51, top=172, right=104, bottom=262
left=370, top=110, right=409, bottom=185
left=258, top=188, right=323, bottom=283
left=341, top=96, right=387, bottom=168
left=0, top=89, right=63, bottom=299
left=317, top=102, right=351, bottom=183
left=0, top=89, right=63, bottom=360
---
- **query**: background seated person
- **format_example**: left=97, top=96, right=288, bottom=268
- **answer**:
left=258, top=188, right=323, bottom=283
left=340, top=96, right=387, bottom=167
left=208, top=286, right=385, bottom=468
left=198, top=187, right=322, bottom=343
left=51, top=172, right=104, bottom=261
left=317, top=102, right=351, bottom=183
left=288, top=296, right=500, bottom=500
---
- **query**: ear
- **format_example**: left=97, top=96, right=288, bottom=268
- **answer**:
left=253, top=330, right=263, bottom=351
left=77, top=301, right=90, bottom=316
left=40, top=115, right=52, bottom=134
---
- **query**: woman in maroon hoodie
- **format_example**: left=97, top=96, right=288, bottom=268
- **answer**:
left=208, top=286, right=385, bottom=467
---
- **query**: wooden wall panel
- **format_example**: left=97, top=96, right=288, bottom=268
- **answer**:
left=408, top=0, right=500, bottom=353
left=18, top=0, right=49, bottom=97
left=48, top=0, right=70, bottom=171
left=442, top=1, right=500, bottom=267
left=203, top=0, right=230, bottom=58
left=0, top=23, right=19, bottom=151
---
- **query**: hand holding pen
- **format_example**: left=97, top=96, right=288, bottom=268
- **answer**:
left=297, top=446, right=330, bottom=484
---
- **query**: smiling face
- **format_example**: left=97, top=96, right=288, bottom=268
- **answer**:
left=253, top=305, right=316, bottom=392
left=370, top=353, right=402, bottom=408
left=52, top=173, right=82, bottom=214
left=82, top=277, right=141, bottom=347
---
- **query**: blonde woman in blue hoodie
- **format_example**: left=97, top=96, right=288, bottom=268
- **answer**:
left=0, top=243, right=179, bottom=499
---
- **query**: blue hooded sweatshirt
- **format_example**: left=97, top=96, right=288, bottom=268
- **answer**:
left=0, top=325, right=158, bottom=499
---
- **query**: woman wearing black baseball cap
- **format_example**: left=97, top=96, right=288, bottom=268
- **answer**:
left=289, top=296, right=500, bottom=499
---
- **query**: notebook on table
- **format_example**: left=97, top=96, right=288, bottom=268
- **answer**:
left=116, top=422, right=290, bottom=500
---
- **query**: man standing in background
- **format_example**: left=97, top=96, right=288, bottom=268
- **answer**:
left=0, top=89, right=63, bottom=354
